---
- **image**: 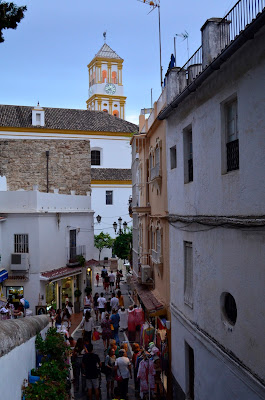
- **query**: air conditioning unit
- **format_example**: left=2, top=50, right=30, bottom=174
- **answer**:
left=10, top=253, right=30, bottom=271
left=141, top=265, right=152, bottom=284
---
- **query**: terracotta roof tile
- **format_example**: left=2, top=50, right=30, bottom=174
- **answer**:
left=0, top=105, right=138, bottom=133
left=41, top=266, right=83, bottom=280
left=91, top=168, right=131, bottom=181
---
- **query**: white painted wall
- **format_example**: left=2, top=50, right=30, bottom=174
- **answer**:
left=90, top=137, right=131, bottom=168
left=0, top=190, right=94, bottom=310
left=92, top=185, right=132, bottom=259
left=166, top=24, right=265, bottom=400
left=0, top=323, right=49, bottom=400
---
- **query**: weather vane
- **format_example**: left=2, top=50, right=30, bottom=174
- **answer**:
left=103, top=31, right=106, bottom=43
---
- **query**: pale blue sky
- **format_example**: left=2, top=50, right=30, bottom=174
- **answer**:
left=1, top=0, right=235, bottom=124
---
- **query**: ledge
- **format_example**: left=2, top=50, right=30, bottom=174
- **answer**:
left=0, top=315, right=50, bottom=358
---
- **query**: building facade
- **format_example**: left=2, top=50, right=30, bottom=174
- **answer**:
left=131, top=90, right=172, bottom=397
left=0, top=189, right=94, bottom=314
left=159, top=3, right=265, bottom=399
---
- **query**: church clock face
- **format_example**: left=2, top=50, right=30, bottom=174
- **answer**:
left=105, top=83, right=116, bottom=95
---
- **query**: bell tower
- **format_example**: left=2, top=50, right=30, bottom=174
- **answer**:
left=86, top=42, right=126, bottom=119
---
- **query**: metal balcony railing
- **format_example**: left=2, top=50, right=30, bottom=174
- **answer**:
left=150, top=163, right=161, bottom=181
left=219, top=0, right=265, bottom=49
left=227, top=139, right=239, bottom=171
left=179, top=46, right=203, bottom=81
left=68, top=245, right=86, bottom=262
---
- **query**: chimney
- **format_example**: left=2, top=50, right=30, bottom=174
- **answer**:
left=201, top=18, right=230, bottom=69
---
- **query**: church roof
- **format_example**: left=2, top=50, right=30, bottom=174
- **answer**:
left=91, top=168, right=132, bottom=181
left=0, top=105, right=137, bottom=133
left=95, top=43, right=122, bottom=60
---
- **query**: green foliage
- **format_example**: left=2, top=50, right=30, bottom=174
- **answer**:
left=94, top=231, right=114, bottom=260
left=77, top=254, right=86, bottom=266
left=35, top=327, right=68, bottom=367
left=74, top=288, right=82, bottom=298
left=0, top=1, right=27, bottom=43
left=24, top=328, right=70, bottom=400
left=113, top=229, right=132, bottom=261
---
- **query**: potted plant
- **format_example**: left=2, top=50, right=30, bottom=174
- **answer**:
left=74, top=288, right=82, bottom=313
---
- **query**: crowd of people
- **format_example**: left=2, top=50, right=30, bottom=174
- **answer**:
left=69, top=267, right=165, bottom=400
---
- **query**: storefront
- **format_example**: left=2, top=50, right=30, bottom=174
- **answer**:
left=0, top=269, right=8, bottom=300
left=5, top=285, right=24, bottom=304
left=41, top=266, right=84, bottom=311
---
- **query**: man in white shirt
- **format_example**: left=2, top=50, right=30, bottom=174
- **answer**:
left=108, top=270, right=116, bottom=293
left=110, top=292, right=119, bottom=311
left=97, top=292, right=106, bottom=322
left=115, top=349, right=132, bottom=399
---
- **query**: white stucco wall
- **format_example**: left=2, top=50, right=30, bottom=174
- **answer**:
left=90, top=137, right=131, bottom=168
left=0, top=320, right=49, bottom=400
left=166, top=23, right=265, bottom=400
left=0, top=191, right=94, bottom=310
left=91, top=185, right=132, bottom=259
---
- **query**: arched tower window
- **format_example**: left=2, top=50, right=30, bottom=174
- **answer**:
left=112, top=71, right=117, bottom=84
left=102, top=70, right=107, bottom=83
left=102, top=109, right=108, bottom=113
left=113, top=110, right=119, bottom=118
left=91, top=150, right=101, bottom=166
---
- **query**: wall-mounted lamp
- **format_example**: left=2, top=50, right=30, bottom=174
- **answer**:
left=87, top=268, right=91, bottom=273
left=96, top=215, right=102, bottom=224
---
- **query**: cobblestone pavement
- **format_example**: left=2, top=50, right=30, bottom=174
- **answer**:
left=73, top=268, right=137, bottom=400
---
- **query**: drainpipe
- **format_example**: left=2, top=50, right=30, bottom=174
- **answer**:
left=46, top=151, right=49, bottom=193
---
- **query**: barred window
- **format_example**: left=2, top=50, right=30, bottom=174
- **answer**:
left=106, top=190, right=113, bottom=205
left=184, top=241, right=193, bottom=307
left=14, top=234, right=29, bottom=253
left=91, top=150, right=101, bottom=166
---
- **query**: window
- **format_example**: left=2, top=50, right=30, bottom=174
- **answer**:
left=113, top=110, right=119, bottom=117
left=36, top=113, right=41, bottom=123
left=184, top=127, right=193, bottom=183
left=221, top=292, right=237, bottom=325
left=106, top=190, right=113, bottom=205
left=102, top=69, right=107, bottom=83
left=225, top=99, right=239, bottom=171
left=185, top=343, right=194, bottom=400
left=184, top=241, right=193, bottom=307
left=14, top=234, right=29, bottom=253
left=112, top=71, right=117, bottom=84
left=69, top=229, right=76, bottom=260
left=91, top=150, right=101, bottom=166
left=170, top=145, right=177, bottom=169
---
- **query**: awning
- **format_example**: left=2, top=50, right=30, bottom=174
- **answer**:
left=41, top=266, right=83, bottom=282
left=0, top=269, right=8, bottom=283
left=131, top=277, right=166, bottom=317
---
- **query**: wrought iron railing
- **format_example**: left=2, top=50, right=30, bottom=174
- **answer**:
left=188, top=159, right=193, bottom=182
left=219, top=0, right=265, bottom=48
left=227, top=139, right=239, bottom=171
left=68, top=245, right=86, bottom=262
left=179, top=46, right=202, bottom=78
left=151, top=249, right=163, bottom=264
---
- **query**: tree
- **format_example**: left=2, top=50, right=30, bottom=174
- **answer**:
left=94, top=231, right=114, bottom=261
left=0, top=1, right=27, bottom=43
left=113, top=230, right=132, bottom=262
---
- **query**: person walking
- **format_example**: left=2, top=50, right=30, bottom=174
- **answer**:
left=110, top=308, right=120, bottom=344
left=96, top=273, right=100, bottom=287
left=93, top=292, right=99, bottom=322
left=82, top=343, right=101, bottom=400
left=80, top=310, right=94, bottom=344
left=117, top=290, right=124, bottom=309
left=97, top=292, right=106, bottom=322
left=115, top=270, right=123, bottom=289
left=110, top=292, right=119, bottom=312
left=101, top=312, right=112, bottom=350
left=118, top=307, right=128, bottom=332
left=109, top=270, right=115, bottom=293
left=115, top=349, right=132, bottom=400
left=84, top=291, right=93, bottom=312
left=72, top=338, right=86, bottom=392
left=105, top=347, right=116, bottom=399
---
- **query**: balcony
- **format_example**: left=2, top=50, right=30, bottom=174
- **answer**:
left=150, top=163, right=161, bottom=182
left=227, top=139, right=239, bottom=172
left=151, top=249, right=163, bottom=265
left=67, top=245, right=86, bottom=266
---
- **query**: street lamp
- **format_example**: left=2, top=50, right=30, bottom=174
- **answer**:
left=113, top=217, right=128, bottom=235
left=138, top=0, right=162, bottom=88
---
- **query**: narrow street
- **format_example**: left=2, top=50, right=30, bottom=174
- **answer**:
left=72, top=268, right=137, bottom=400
